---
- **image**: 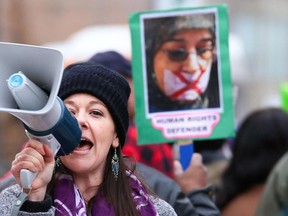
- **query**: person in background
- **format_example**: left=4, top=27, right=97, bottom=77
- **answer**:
left=255, top=151, right=288, bottom=216
left=0, top=63, right=177, bottom=215
left=144, top=13, right=220, bottom=113
left=215, top=107, right=288, bottom=216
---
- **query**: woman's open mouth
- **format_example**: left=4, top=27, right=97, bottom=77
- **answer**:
left=74, top=138, right=93, bottom=152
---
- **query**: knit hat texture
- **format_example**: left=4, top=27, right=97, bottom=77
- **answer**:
left=88, top=51, right=132, bottom=78
left=58, top=63, right=131, bottom=148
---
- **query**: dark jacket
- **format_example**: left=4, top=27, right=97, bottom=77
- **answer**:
left=255, top=152, right=288, bottom=216
left=136, top=163, right=221, bottom=216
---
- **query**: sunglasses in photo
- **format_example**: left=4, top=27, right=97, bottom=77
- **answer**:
left=161, top=47, right=214, bottom=62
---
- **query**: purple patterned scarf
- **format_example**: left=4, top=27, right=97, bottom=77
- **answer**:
left=54, top=173, right=157, bottom=216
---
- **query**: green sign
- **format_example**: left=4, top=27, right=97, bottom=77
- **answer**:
left=129, top=4, right=235, bottom=144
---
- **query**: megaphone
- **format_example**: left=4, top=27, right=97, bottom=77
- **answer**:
left=0, top=42, right=82, bottom=189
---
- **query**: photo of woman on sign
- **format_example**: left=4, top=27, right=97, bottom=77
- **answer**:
left=144, top=11, right=221, bottom=114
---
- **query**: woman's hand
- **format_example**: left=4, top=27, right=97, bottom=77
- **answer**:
left=11, top=139, right=55, bottom=201
left=173, top=153, right=208, bottom=194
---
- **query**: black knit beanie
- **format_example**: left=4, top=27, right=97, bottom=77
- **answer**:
left=58, top=63, right=131, bottom=148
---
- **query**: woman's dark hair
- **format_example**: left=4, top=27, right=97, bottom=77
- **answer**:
left=216, top=107, right=288, bottom=209
left=48, top=146, right=140, bottom=216
left=97, top=147, right=139, bottom=216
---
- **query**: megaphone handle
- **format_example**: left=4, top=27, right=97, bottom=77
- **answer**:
left=21, top=132, right=61, bottom=189
left=20, top=169, right=38, bottom=189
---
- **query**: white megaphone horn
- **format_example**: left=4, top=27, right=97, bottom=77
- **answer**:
left=0, top=42, right=81, bottom=189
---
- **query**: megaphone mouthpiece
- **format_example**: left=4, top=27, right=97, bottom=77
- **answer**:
left=7, top=71, right=48, bottom=110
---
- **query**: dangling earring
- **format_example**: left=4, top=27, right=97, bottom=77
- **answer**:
left=55, top=157, right=62, bottom=170
left=111, top=148, right=119, bottom=181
